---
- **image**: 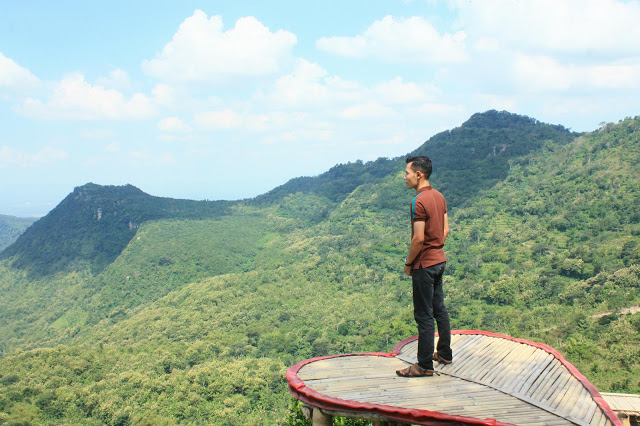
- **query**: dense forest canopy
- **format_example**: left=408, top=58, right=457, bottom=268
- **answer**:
left=0, top=111, right=638, bottom=425
left=0, top=215, right=36, bottom=252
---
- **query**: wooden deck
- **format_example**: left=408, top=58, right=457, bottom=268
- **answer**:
left=287, top=330, right=623, bottom=425
left=601, top=393, right=640, bottom=418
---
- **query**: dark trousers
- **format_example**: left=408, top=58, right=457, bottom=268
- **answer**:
left=412, top=262, right=452, bottom=370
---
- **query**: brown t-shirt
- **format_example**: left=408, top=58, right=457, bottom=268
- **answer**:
left=410, top=185, right=447, bottom=269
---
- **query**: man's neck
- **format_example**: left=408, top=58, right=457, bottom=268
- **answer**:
left=415, top=179, right=430, bottom=194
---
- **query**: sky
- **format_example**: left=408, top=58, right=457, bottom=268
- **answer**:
left=1, top=0, right=639, bottom=217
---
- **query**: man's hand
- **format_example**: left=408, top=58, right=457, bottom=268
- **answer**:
left=404, top=265, right=413, bottom=276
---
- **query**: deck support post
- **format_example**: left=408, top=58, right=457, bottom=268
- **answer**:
left=300, top=404, right=313, bottom=421
left=311, top=408, right=333, bottom=425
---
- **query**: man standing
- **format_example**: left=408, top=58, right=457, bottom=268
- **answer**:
left=396, top=156, right=452, bottom=377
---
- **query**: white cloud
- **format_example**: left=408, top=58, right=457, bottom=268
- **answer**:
left=142, top=10, right=297, bottom=83
left=0, top=145, right=68, bottom=168
left=513, top=55, right=573, bottom=92
left=152, top=83, right=179, bottom=107
left=586, top=61, right=640, bottom=89
left=131, top=150, right=151, bottom=160
left=270, top=60, right=328, bottom=106
left=471, top=94, right=518, bottom=112
left=340, top=102, right=397, bottom=120
left=16, top=73, right=156, bottom=120
left=194, top=109, right=243, bottom=130
left=354, top=134, right=405, bottom=146
left=243, top=111, right=312, bottom=133
left=263, top=128, right=334, bottom=144
left=105, top=142, right=121, bottom=152
left=411, top=102, right=465, bottom=116
left=269, top=59, right=362, bottom=108
left=439, top=0, right=640, bottom=100
left=513, top=54, right=640, bottom=92
left=317, top=15, right=468, bottom=63
left=456, top=0, right=640, bottom=56
left=158, top=116, right=192, bottom=133
left=80, top=129, right=116, bottom=140
left=374, top=77, right=436, bottom=104
left=0, top=52, right=40, bottom=92
left=95, top=69, right=132, bottom=91
left=473, top=38, right=501, bottom=53
left=127, top=150, right=174, bottom=164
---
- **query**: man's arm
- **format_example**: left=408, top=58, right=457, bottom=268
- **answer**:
left=443, top=213, right=449, bottom=242
left=404, top=220, right=425, bottom=276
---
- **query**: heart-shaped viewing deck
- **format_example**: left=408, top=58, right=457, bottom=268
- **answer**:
left=287, top=330, right=623, bottom=425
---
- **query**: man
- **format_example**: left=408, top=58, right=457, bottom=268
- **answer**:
left=396, top=155, right=452, bottom=377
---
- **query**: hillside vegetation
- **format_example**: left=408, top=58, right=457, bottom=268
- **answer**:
left=0, top=111, right=638, bottom=425
left=0, top=214, right=36, bottom=252
left=0, top=184, right=233, bottom=276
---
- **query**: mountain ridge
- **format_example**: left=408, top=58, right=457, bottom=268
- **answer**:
left=1, top=110, right=638, bottom=424
left=0, top=182, right=234, bottom=275
left=0, top=110, right=578, bottom=278
left=0, top=214, right=36, bottom=252
left=255, top=110, right=578, bottom=208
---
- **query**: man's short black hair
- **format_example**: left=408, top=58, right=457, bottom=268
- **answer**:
left=406, top=156, right=432, bottom=179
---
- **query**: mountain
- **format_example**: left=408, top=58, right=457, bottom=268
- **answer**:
left=0, top=214, right=36, bottom=252
left=0, top=183, right=234, bottom=276
left=1, top=111, right=576, bottom=279
left=0, top=111, right=638, bottom=425
left=255, top=110, right=577, bottom=209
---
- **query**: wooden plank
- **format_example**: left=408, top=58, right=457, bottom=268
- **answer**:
left=490, top=343, right=536, bottom=388
left=476, top=339, right=524, bottom=383
left=293, top=334, right=619, bottom=426
left=590, top=407, right=604, bottom=425
left=552, top=374, right=583, bottom=412
left=500, top=346, right=538, bottom=391
left=504, top=346, right=546, bottom=393
left=494, top=345, right=536, bottom=390
left=452, top=337, right=513, bottom=377
left=515, top=351, right=555, bottom=395
left=299, top=356, right=407, bottom=380
left=583, top=397, right=600, bottom=424
left=543, top=371, right=573, bottom=407
left=602, top=392, right=640, bottom=413
left=468, top=338, right=515, bottom=381
left=395, top=354, right=416, bottom=364
left=451, top=335, right=496, bottom=366
left=454, top=334, right=487, bottom=358
left=450, top=333, right=483, bottom=354
left=528, top=358, right=562, bottom=400
left=545, top=372, right=578, bottom=409
left=520, top=353, right=556, bottom=398
left=560, top=390, right=581, bottom=419
left=439, top=403, right=570, bottom=425
left=540, top=370, right=572, bottom=404
left=401, top=400, right=559, bottom=419
left=398, top=340, right=418, bottom=357
left=532, top=360, right=565, bottom=402
left=569, top=387, right=595, bottom=421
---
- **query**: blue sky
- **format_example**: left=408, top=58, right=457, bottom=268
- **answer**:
left=1, top=0, right=639, bottom=217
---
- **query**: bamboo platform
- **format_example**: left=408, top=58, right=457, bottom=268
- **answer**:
left=601, top=393, right=640, bottom=419
left=287, top=330, right=623, bottom=425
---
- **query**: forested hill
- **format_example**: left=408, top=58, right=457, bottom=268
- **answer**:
left=0, top=111, right=638, bottom=424
left=255, top=110, right=577, bottom=209
left=1, top=110, right=576, bottom=278
left=0, top=214, right=36, bottom=252
left=0, top=183, right=234, bottom=276
left=410, top=110, right=576, bottom=208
